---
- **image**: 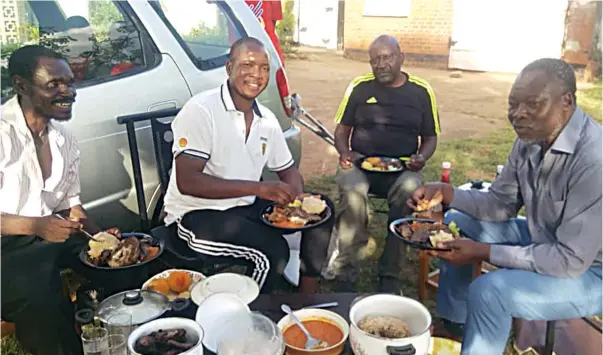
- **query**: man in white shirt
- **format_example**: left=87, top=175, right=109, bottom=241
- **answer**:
left=163, top=37, right=333, bottom=293
left=0, top=45, right=125, bottom=355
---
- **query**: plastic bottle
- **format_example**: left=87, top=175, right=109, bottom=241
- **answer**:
left=441, top=162, right=451, bottom=183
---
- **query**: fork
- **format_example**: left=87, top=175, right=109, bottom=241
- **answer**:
left=54, top=214, right=99, bottom=242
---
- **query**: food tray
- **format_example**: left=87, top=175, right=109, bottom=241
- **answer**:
left=260, top=193, right=332, bottom=231
left=142, top=269, right=206, bottom=301
left=80, top=232, right=164, bottom=270
left=389, top=218, right=460, bottom=251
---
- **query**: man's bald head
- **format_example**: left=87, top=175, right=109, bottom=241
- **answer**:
left=368, top=35, right=404, bottom=86
left=369, top=35, right=401, bottom=53
left=229, top=37, right=268, bottom=63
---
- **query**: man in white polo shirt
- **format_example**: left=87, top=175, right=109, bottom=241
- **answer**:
left=0, top=46, right=133, bottom=355
left=163, top=37, right=333, bottom=293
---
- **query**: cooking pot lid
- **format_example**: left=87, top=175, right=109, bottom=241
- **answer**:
left=96, top=289, right=168, bottom=325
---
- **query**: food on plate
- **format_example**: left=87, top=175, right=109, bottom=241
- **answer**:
left=86, top=234, right=158, bottom=268
left=282, top=318, right=343, bottom=350
left=147, top=279, right=171, bottom=296
left=87, top=232, right=120, bottom=258
left=167, top=271, right=192, bottom=293
left=143, top=246, right=160, bottom=262
left=134, top=328, right=196, bottom=355
left=264, top=194, right=328, bottom=228
left=415, top=199, right=431, bottom=212
left=396, top=221, right=460, bottom=247
left=360, top=157, right=403, bottom=172
left=143, top=270, right=200, bottom=300
left=358, top=315, right=410, bottom=338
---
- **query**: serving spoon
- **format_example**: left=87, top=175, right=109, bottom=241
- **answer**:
left=281, top=304, right=328, bottom=350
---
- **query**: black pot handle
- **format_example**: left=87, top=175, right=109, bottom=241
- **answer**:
left=386, top=344, right=416, bottom=355
left=171, top=298, right=190, bottom=312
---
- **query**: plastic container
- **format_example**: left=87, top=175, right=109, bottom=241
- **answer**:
left=441, top=162, right=451, bottom=183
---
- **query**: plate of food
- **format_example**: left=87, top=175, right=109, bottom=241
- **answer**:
left=261, top=193, right=332, bottom=231
left=142, top=269, right=206, bottom=301
left=357, top=156, right=405, bottom=173
left=80, top=232, right=164, bottom=269
left=389, top=218, right=461, bottom=251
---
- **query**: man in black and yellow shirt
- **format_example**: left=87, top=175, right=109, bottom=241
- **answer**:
left=325, top=35, right=439, bottom=293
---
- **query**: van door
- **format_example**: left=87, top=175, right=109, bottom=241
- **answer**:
left=0, top=0, right=191, bottom=230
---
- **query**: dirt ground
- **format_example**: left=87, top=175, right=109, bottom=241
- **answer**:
left=286, top=49, right=517, bottom=178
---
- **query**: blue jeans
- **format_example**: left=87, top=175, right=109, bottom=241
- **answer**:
left=438, top=211, right=603, bottom=355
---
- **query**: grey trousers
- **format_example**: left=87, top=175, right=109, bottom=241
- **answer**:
left=327, top=165, right=422, bottom=282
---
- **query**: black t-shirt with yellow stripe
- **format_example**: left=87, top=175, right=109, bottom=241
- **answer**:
left=334, top=72, right=440, bottom=158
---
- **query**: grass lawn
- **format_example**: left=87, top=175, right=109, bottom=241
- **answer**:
left=2, top=83, right=600, bottom=354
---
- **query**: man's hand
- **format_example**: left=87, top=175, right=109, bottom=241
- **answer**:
left=428, top=238, right=490, bottom=265
left=339, top=151, right=360, bottom=169
left=407, top=183, right=454, bottom=211
left=405, top=154, right=426, bottom=172
left=258, top=181, right=297, bottom=205
left=32, top=216, right=81, bottom=243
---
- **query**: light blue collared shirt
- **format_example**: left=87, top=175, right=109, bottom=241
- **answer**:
left=450, top=107, right=602, bottom=277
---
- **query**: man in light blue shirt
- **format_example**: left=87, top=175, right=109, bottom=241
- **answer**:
left=408, top=58, right=602, bottom=354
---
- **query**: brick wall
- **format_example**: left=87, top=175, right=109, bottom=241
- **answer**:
left=562, top=0, right=599, bottom=66
left=343, top=0, right=454, bottom=69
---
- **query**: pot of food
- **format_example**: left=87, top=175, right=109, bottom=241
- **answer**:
left=92, top=289, right=190, bottom=337
left=128, top=317, right=204, bottom=355
left=349, top=294, right=431, bottom=355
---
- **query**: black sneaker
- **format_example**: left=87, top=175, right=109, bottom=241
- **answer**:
left=378, top=277, right=402, bottom=295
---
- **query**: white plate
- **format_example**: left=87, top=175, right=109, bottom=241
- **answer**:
left=190, top=273, right=260, bottom=305
left=195, top=293, right=251, bottom=353
left=142, top=269, right=206, bottom=300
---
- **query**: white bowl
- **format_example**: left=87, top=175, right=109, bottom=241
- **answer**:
left=191, top=272, right=259, bottom=305
left=195, top=292, right=251, bottom=353
left=276, top=308, right=350, bottom=353
left=127, top=317, right=204, bottom=355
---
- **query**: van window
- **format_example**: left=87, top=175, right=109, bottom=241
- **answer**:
left=150, top=0, right=245, bottom=70
left=1, top=0, right=148, bottom=99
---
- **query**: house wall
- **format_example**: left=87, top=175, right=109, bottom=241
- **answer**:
left=343, top=0, right=454, bottom=69
left=562, top=0, right=599, bottom=66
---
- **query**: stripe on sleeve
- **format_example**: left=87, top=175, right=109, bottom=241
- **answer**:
left=408, top=75, right=440, bottom=135
left=334, top=73, right=375, bottom=123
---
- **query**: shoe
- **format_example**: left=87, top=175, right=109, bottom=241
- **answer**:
left=378, top=277, right=402, bottom=295
left=430, top=318, right=464, bottom=343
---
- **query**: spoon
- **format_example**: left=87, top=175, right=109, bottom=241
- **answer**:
left=281, top=304, right=327, bottom=350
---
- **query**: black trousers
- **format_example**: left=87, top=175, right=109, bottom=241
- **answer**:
left=1, top=235, right=147, bottom=355
left=173, top=198, right=334, bottom=292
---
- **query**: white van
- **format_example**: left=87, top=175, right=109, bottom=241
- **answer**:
left=0, top=0, right=301, bottom=231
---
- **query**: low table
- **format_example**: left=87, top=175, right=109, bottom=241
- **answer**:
left=177, top=292, right=362, bottom=355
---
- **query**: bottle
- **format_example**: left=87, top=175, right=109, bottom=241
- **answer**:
left=441, top=162, right=451, bottom=183
left=496, top=165, right=504, bottom=179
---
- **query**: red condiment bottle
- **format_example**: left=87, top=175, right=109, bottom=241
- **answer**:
left=441, top=162, right=451, bottom=183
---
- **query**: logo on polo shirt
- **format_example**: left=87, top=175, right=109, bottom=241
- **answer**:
left=366, top=97, right=378, bottom=104
left=178, top=138, right=188, bottom=148
left=261, top=136, right=268, bottom=155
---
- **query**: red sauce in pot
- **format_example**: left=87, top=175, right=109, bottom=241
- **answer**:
left=283, top=318, right=343, bottom=349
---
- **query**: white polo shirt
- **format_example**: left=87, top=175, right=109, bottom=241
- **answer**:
left=0, top=96, right=81, bottom=217
left=163, top=82, right=295, bottom=225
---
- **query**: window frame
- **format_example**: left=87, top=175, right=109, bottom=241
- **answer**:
left=1, top=0, right=162, bottom=99
left=148, top=0, right=247, bottom=71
